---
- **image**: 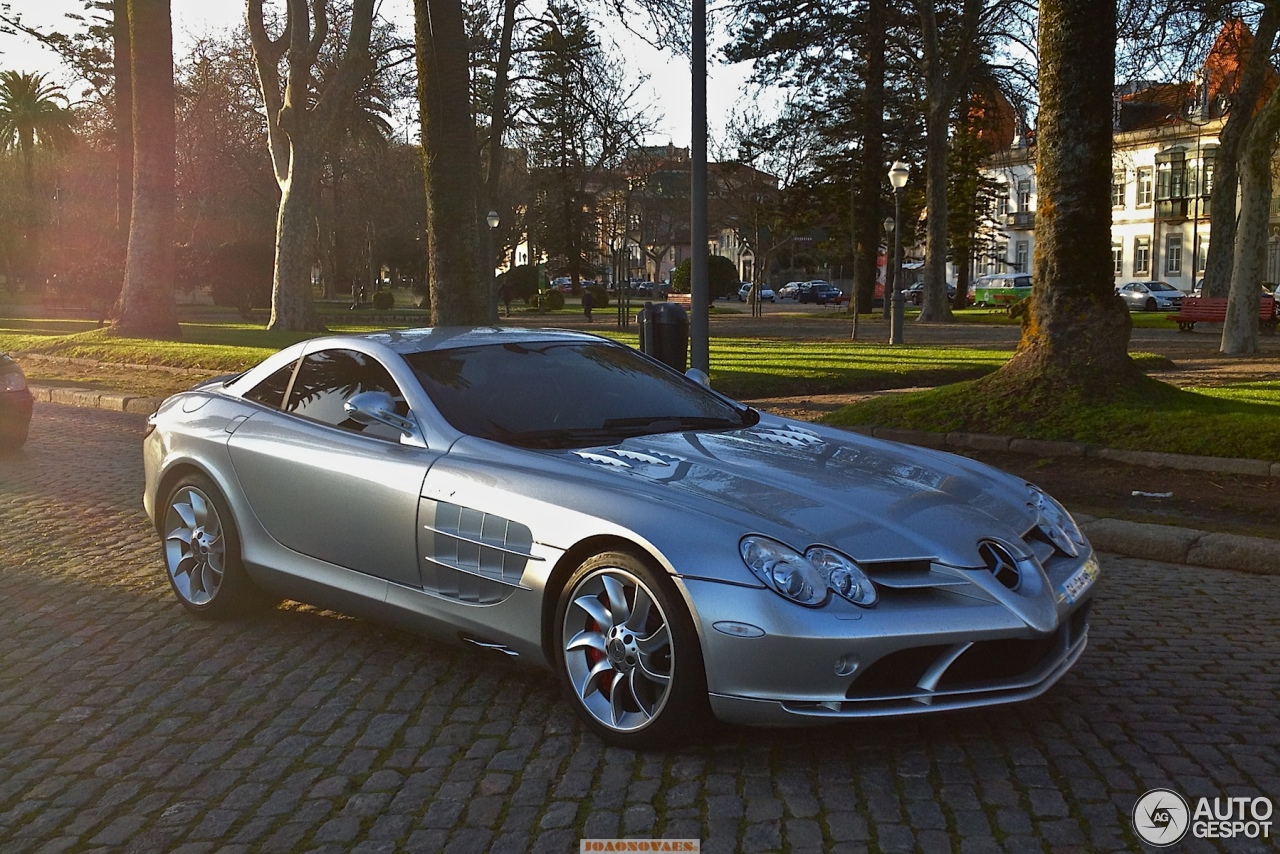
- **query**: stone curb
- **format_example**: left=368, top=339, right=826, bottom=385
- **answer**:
left=870, top=425, right=1280, bottom=478
left=28, top=384, right=1280, bottom=575
left=30, top=384, right=165, bottom=416
left=1075, top=515, right=1280, bottom=577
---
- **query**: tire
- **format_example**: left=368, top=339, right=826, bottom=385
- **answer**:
left=555, top=551, right=709, bottom=749
left=1145, top=297, right=1157, bottom=311
left=160, top=473, right=265, bottom=619
left=0, top=420, right=29, bottom=454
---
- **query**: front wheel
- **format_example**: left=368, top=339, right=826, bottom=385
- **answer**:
left=161, top=473, right=266, bottom=618
left=1145, top=297, right=1157, bottom=311
left=555, top=551, right=709, bottom=748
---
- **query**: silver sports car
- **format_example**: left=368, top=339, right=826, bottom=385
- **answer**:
left=143, top=327, right=1099, bottom=748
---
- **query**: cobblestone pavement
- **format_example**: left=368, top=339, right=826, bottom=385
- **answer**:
left=2, top=404, right=1278, bottom=854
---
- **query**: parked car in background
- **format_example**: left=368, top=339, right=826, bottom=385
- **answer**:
left=798, top=282, right=844, bottom=304
left=1116, top=280, right=1183, bottom=312
left=1190, top=281, right=1276, bottom=303
left=778, top=282, right=804, bottom=299
left=143, top=327, right=1099, bottom=748
left=905, top=283, right=957, bottom=306
left=738, top=283, right=775, bottom=302
left=0, top=352, right=33, bottom=453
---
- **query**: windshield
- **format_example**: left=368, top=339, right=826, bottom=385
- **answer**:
left=403, top=341, right=757, bottom=449
left=1148, top=282, right=1179, bottom=292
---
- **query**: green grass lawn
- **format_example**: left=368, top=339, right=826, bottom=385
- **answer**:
left=2, top=318, right=1013, bottom=400
left=824, top=376, right=1280, bottom=460
left=5, top=316, right=1276, bottom=459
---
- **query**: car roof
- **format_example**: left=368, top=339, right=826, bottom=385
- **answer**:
left=309, top=326, right=613, bottom=356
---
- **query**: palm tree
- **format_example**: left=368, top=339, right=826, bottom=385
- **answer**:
left=0, top=71, right=76, bottom=282
left=0, top=71, right=75, bottom=185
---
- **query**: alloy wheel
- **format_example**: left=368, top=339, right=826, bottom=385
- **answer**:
left=164, top=486, right=226, bottom=606
left=561, top=567, right=674, bottom=733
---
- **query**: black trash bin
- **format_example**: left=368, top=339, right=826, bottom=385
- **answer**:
left=637, top=301, right=689, bottom=372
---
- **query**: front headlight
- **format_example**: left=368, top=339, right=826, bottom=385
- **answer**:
left=739, top=537, right=829, bottom=607
left=1027, top=484, right=1085, bottom=556
left=0, top=370, right=26, bottom=392
left=805, top=546, right=878, bottom=607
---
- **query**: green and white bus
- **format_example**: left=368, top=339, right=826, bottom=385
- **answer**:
left=970, top=274, right=1032, bottom=307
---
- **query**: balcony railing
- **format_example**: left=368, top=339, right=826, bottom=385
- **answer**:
left=1155, top=199, right=1190, bottom=220
left=1005, top=211, right=1035, bottom=229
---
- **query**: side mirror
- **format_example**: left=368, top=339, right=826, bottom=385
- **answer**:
left=684, top=368, right=711, bottom=388
left=344, top=390, right=416, bottom=436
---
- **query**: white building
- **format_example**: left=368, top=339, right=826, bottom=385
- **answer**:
left=979, top=21, right=1280, bottom=290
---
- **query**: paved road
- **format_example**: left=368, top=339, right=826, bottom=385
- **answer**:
left=2, top=405, right=1277, bottom=853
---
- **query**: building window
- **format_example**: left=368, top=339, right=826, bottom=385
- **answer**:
left=1137, top=168, right=1153, bottom=206
left=1166, top=234, right=1183, bottom=275
left=1156, top=159, right=1186, bottom=200
left=1016, top=180, right=1031, bottom=211
left=1111, top=171, right=1126, bottom=207
left=1195, top=235, right=1207, bottom=273
left=1134, top=236, right=1151, bottom=274
left=1015, top=240, right=1029, bottom=272
left=1112, top=241, right=1123, bottom=276
left=996, top=191, right=1009, bottom=218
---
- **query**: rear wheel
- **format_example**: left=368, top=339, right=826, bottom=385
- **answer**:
left=161, top=473, right=265, bottom=618
left=555, top=551, right=709, bottom=749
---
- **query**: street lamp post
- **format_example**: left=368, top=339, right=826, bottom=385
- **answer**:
left=881, top=216, right=894, bottom=320
left=888, top=161, right=909, bottom=345
left=486, top=210, right=500, bottom=322
left=1186, top=86, right=1212, bottom=289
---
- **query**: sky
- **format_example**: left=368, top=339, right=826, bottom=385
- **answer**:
left=0, top=0, right=763, bottom=148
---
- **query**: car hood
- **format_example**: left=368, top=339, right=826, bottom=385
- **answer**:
left=540, top=417, right=1043, bottom=569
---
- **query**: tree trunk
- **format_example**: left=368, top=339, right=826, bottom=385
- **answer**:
left=992, top=0, right=1139, bottom=388
left=111, top=0, right=179, bottom=339
left=269, top=147, right=322, bottom=330
left=916, top=2, right=952, bottom=322
left=484, top=0, right=518, bottom=209
left=1202, top=7, right=1278, bottom=299
left=1221, top=84, right=1280, bottom=354
left=852, top=0, right=885, bottom=315
left=113, top=0, right=133, bottom=243
left=416, top=0, right=487, bottom=326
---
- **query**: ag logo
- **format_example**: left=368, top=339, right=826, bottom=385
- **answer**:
left=1133, top=788, right=1190, bottom=846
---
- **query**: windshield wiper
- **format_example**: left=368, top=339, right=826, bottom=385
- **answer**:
left=601, top=411, right=758, bottom=431
left=499, top=427, right=648, bottom=449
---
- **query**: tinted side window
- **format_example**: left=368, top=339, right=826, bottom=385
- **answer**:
left=242, top=360, right=297, bottom=409
left=285, top=349, right=408, bottom=440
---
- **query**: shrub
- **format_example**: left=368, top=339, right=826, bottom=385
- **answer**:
left=542, top=289, right=565, bottom=311
left=207, top=242, right=274, bottom=319
left=670, top=255, right=738, bottom=301
left=586, top=284, right=610, bottom=308
left=371, top=290, right=395, bottom=310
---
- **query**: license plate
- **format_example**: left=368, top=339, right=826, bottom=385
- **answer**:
left=1059, top=557, right=1099, bottom=604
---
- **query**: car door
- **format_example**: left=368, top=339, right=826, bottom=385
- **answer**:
left=227, top=346, right=438, bottom=589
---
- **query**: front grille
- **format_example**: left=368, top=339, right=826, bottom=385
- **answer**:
left=845, top=626, right=1071, bottom=701
left=844, top=645, right=952, bottom=699
left=935, top=634, right=1061, bottom=690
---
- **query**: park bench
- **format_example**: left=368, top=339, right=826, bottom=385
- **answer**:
left=665, top=293, right=693, bottom=309
left=1167, top=295, right=1277, bottom=334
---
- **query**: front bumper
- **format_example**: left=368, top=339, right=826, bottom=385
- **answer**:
left=680, top=550, right=1098, bottom=727
left=0, top=389, right=33, bottom=433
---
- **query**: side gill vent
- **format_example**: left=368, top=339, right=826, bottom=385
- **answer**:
left=977, top=539, right=1023, bottom=591
left=574, top=448, right=679, bottom=469
left=610, top=449, right=677, bottom=467
left=749, top=425, right=826, bottom=449
left=574, top=451, right=633, bottom=469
